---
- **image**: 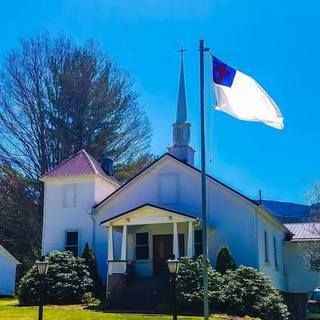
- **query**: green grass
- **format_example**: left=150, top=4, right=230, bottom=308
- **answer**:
left=0, top=298, right=258, bottom=320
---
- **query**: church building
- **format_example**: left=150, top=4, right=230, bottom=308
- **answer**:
left=40, top=56, right=319, bottom=310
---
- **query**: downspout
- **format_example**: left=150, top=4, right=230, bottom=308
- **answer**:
left=90, top=207, right=96, bottom=251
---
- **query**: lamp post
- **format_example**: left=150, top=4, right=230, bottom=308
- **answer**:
left=167, top=257, right=180, bottom=320
left=35, top=257, right=49, bottom=320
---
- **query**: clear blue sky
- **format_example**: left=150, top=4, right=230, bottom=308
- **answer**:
left=0, top=0, right=318, bottom=204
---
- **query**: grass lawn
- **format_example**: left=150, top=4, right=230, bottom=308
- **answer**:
left=0, top=298, right=259, bottom=320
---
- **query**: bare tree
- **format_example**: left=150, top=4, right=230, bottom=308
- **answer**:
left=302, top=182, right=320, bottom=271
left=0, top=34, right=152, bottom=180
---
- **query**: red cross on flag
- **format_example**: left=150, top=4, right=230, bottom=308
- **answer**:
left=212, top=56, right=284, bottom=129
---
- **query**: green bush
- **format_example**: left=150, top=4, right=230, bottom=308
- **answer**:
left=215, top=246, right=237, bottom=274
left=176, top=256, right=289, bottom=320
left=177, top=256, right=224, bottom=312
left=222, top=266, right=289, bottom=320
left=18, top=251, right=93, bottom=305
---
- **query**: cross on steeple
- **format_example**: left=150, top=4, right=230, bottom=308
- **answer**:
left=178, top=46, right=186, bottom=60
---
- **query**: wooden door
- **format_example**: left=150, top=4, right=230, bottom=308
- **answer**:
left=153, top=234, right=184, bottom=275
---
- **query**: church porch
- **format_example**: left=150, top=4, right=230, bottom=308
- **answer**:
left=100, top=204, right=200, bottom=299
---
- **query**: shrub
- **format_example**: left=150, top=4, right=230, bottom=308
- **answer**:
left=82, top=292, right=101, bottom=307
left=222, top=266, right=289, bottom=320
left=177, top=255, right=224, bottom=312
left=82, top=243, right=103, bottom=296
left=215, top=246, right=237, bottom=274
left=18, top=251, right=93, bottom=305
left=177, top=256, right=289, bottom=320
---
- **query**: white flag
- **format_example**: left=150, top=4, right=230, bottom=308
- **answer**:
left=212, top=56, right=284, bottom=129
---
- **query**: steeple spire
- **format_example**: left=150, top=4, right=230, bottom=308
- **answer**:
left=176, top=47, right=187, bottom=123
left=168, top=47, right=195, bottom=166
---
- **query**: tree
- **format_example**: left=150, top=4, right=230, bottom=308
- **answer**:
left=114, top=153, right=157, bottom=183
left=82, top=243, right=103, bottom=297
left=302, top=182, right=320, bottom=270
left=0, top=164, right=40, bottom=269
left=0, top=34, right=152, bottom=269
left=215, top=246, right=237, bottom=274
left=0, top=34, right=152, bottom=181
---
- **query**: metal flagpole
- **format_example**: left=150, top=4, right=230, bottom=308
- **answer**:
left=199, top=39, right=209, bottom=320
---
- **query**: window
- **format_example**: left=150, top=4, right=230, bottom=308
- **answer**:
left=65, top=231, right=79, bottom=256
left=63, top=184, right=76, bottom=208
left=135, top=232, right=149, bottom=260
left=264, top=230, right=269, bottom=263
left=194, top=230, right=203, bottom=257
left=273, top=236, right=278, bottom=269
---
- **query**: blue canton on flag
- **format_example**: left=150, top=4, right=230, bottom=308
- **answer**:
left=212, top=56, right=236, bottom=88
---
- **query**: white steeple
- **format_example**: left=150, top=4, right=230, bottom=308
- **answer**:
left=168, top=48, right=195, bottom=166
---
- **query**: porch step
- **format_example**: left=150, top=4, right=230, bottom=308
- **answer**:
left=110, top=276, right=170, bottom=311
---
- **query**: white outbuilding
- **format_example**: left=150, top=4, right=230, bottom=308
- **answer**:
left=0, top=245, right=20, bottom=296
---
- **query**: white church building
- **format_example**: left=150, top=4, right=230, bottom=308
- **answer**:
left=40, top=59, right=320, bottom=312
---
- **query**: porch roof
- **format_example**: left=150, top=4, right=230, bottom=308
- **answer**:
left=100, top=203, right=199, bottom=227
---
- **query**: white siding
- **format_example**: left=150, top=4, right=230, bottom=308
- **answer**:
left=256, top=211, right=288, bottom=291
left=42, top=175, right=116, bottom=266
left=285, top=242, right=320, bottom=293
left=0, top=254, right=17, bottom=296
left=96, top=156, right=281, bottom=285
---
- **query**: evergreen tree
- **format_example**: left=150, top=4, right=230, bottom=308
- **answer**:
left=215, top=246, right=237, bottom=274
left=82, top=243, right=103, bottom=296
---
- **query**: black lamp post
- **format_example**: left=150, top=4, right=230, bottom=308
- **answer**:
left=167, top=257, right=180, bottom=320
left=35, top=257, right=49, bottom=320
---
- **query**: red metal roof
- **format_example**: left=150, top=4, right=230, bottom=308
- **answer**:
left=285, top=223, right=320, bottom=241
left=41, top=150, right=119, bottom=185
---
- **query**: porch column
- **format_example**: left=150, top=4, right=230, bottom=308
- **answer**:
left=107, top=225, right=114, bottom=261
left=120, top=224, right=127, bottom=261
left=173, top=222, right=179, bottom=258
left=187, top=221, right=194, bottom=257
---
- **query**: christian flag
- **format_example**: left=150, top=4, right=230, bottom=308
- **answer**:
left=212, top=56, right=284, bottom=129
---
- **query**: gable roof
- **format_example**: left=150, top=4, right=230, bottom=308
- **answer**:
left=94, top=153, right=290, bottom=234
left=94, top=152, right=259, bottom=209
left=285, top=223, right=320, bottom=242
left=0, top=245, right=20, bottom=265
left=100, top=203, right=198, bottom=225
left=40, top=150, right=119, bottom=185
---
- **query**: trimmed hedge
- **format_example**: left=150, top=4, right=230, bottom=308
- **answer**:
left=18, top=251, right=93, bottom=305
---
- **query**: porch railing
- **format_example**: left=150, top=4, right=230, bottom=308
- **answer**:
left=108, top=260, right=127, bottom=275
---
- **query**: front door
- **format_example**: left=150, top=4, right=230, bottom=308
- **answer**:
left=153, top=234, right=184, bottom=275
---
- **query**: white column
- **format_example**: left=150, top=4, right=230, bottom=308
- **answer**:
left=120, top=224, right=127, bottom=261
left=173, top=222, right=179, bottom=259
left=107, top=225, right=114, bottom=261
left=187, top=221, right=194, bottom=257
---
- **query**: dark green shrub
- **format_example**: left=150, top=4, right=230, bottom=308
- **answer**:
left=177, top=255, right=224, bottom=312
left=176, top=256, right=289, bottom=320
left=215, top=246, right=237, bottom=274
left=82, top=243, right=103, bottom=296
left=222, top=266, right=289, bottom=320
left=18, top=251, right=93, bottom=305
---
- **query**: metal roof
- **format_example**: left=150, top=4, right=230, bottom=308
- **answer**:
left=41, top=149, right=119, bottom=185
left=285, top=223, right=320, bottom=241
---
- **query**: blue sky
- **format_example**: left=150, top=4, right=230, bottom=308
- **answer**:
left=0, top=0, right=318, bottom=204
